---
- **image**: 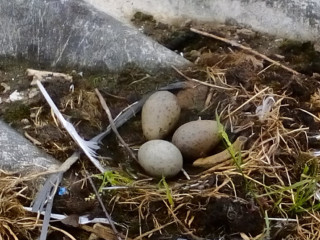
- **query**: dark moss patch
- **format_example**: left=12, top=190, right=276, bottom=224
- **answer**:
left=3, top=101, right=30, bottom=123
left=203, top=197, right=264, bottom=237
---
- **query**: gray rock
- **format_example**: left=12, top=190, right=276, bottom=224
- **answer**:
left=0, top=0, right=189, bottom=72
left=0, top=120, right=60, bottom=174
left=89, top=0, right=320, bottom=42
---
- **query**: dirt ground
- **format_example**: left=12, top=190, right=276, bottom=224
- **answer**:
left=1, top=12, right=320, bottom=240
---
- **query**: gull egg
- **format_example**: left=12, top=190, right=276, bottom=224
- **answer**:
left=138, top=140, right=183, bottom=178
left=172, top=120, right=220, bottom=160
left=141, top=91, right=181, bottom=140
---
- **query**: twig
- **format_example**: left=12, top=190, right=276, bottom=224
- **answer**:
left=298, top=108, right=320, bottom=122
left=27, top=68, right=73, bottom=85
left=172, top=66, right=234, bottom=91
left=181, top=168, right=190, bottom=180
left=101, top=90, right=127, bottom=100
left=258, top=63, right=275, bottom=75
left=24, top=131, right=42, bottom=145
left=95, top=89, right=137, bottom=161
left=85, top=171, right=122, bottom=240
left=129, top=74, right=150, bottom=85
left=190, top=28, right=300, bottom=75
left=267, top=217, right=297, bottom=222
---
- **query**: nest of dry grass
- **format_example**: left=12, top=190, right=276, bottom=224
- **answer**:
left=2, top=30, right=320, bottom=240
left=99, top=52, right=320, bottom=239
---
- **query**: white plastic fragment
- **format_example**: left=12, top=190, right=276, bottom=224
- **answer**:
left=102, top=186, right=129, bottom=190
left=23, top=207, right=114, bottom=225
left=255, top=96, right=275, bottom=121
left=266, top=217, right=297, bottom=222
left=9, top=90, right=24, bottom=101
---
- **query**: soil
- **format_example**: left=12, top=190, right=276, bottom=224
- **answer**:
left=1, top=11, right=320, bottom=240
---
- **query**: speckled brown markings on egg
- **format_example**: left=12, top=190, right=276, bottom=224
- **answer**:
left=142, top=91, right=181, bottom=140
left=172, top=120, right=220, bottom=160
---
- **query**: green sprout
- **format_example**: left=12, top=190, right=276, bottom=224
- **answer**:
left=215, top=112, right=243, bottom=171
left=95, top=170, right=132, bottom=193
left=158, top=176, right=174, bottom=207
left=215, top=112, right=253, bottom=193
left=258, top=160, right=320, bottom=215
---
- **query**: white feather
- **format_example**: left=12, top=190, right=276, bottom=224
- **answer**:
left=255, top=96, right=275, bottom=121
left=36, top=80, right=105, bottom=173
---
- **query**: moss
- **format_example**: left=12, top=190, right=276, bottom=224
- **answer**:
left=132, top=11, right=155, bottom=23
left=3, top=102, right=30, bottom=123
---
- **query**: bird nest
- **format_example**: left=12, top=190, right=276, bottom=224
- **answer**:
left=1, top=27, right=320, bottom=240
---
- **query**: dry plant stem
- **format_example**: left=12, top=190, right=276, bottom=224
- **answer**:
left=258, top=63, right=275, bottom=75
left=95, top=88, right=137, bottom=161
left=298, top=108, right=320, bottom=122
left=85, top=171, right=122, bottom=240
left=204, top=88, right=214, bottom=108
left=193, top=136, right=247, bottom=168
left=201, top=161, right=233, bottom=175
left=172, top=66, right=233, bottom=91
left=225, top=86, right=269, bottom=119
left=163, top=201, right=204, bottom=240
left=24, top=131, right=42, bottom=145
left=190, top=28, right=300, bottom=76
left=57, top=152, right=81, bottom=172
left=181, top=168, right=191, bottom=180
left=133, top=221, right=175, bottom=240
left=26, top=153, right=79, bottom=182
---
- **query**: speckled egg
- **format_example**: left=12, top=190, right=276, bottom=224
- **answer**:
left=172, top=120, right=220, bottom=159
left=138, top=140, right=183, bottom=178
left=142, top=91, right=181, bottom=140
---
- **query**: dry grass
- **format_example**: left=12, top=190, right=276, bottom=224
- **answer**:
left=0, top=171, right=39, bottom=240
left=2, top=50, right=320, bottom=239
